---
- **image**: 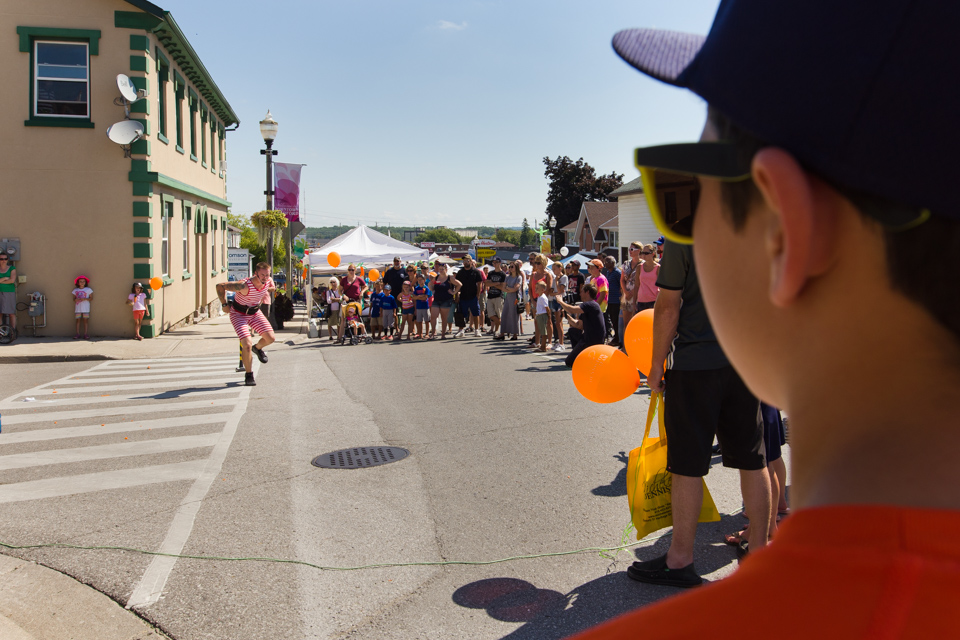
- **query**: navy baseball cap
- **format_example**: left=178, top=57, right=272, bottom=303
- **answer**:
left=612, top=0, right=959, bottom=221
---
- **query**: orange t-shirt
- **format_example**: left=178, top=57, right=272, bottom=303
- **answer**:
left=572, top=505, right=960, bottom=639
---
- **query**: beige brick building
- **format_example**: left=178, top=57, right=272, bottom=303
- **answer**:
left=1, top=0, right=238, bottom=338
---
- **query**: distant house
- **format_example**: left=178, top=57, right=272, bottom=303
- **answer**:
left=562, top=202, right=619, bottom=256
left=610, top=176, right=660, bottom=257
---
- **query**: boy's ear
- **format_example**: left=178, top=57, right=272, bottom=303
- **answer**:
left=751, top=148, right=838, bottom=307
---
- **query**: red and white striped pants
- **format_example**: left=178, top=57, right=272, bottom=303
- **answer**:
left=229, top=310, right=273, bottom=340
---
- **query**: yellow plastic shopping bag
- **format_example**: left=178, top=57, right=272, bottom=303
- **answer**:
left=626, top=392, right=720, bottom=539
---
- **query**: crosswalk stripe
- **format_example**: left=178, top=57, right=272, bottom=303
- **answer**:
left=57, top=370, right=238, bottom=385
left=92, top=357, right=237, bottom=367
left=8, top=376, right=243, bottom=396
left=68, top=365, right=236, bottom=378
left=2, top=398, right=235, bottom=425
left=0, top=434, right=221, bottom=471
left=0, top=459, right=208, bottom=504
left=0, top=415, right=228, bottom=445
left=0, top=388, right=239, bottom=409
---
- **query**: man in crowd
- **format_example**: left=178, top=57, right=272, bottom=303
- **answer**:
left=575, top=0, right=960, bottom=636
left=454, top=256, right=484, bottom=338
left=555, top=282, right=605, bottom=368
left=484, top=257, right=506, bottom=337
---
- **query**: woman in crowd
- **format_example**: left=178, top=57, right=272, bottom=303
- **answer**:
left=428, top=262, right=460, bottom=339
left=337, top=264, right=368, bottom=343
left=550, top=261, right=567, bottom=351
left=636, top=243, right=660, bottom=312
left=324, top=277, right=340, bottom=341
left=496, top=261, right=523, bottom=340
left=620, top=242, right=643, bottom=336
left=527, top=254, right=553, bottom=346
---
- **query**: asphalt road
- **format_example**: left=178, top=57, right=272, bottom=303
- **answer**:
left=0, top=337, right=788, bottom=639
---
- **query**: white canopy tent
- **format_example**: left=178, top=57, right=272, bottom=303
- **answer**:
left=305, top=225, right=428, bottom=274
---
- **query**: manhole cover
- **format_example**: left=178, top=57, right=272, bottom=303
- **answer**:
left=312, top=446, right=410, bottom=469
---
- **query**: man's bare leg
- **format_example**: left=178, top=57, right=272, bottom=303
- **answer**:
left=740, top=467, right=772, bottom=549
left=665, top=473, right=703, bottom=568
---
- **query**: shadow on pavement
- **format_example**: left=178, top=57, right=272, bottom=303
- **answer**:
left=591, top=451, right=628, bottom=497
left=134, top=386, right=238, bottom=400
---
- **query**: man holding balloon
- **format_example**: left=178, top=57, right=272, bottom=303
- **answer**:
left=216, top=262, right=276, bottom=386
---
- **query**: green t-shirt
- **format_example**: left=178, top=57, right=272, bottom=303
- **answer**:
left=655, top=241, right=729, bottom=370
left=0, top=266, right=14, bottom=293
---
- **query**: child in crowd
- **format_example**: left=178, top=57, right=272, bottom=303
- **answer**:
left=413, top=274, right=431, bottom=339
left=369, top=281, right=385, bottom=340
left=342, top=302, right=368, bottom=343
left=127, top=282, right=147, bottom=341
left=380, top=284, right=397, bottom=339
left=397, top=282, right=415, bottom=340
left=533, top=280, right=550, bottom=352
left=72, top=275, right=93, bottom=339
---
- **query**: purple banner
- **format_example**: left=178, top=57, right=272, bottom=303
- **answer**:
left=274, top=163, right=303, bottom=221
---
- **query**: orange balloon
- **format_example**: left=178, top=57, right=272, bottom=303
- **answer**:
left=624, top=309, right=655, bottom=375
left=327, top=252, right=341, bottom=268
left=572, top=345, right=641, bottom=404
left=368, top=268, right=380, bottom=282
left=149, top=276, right=163, bottom=291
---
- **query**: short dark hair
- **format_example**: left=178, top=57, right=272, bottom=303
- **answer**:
left=710, top=107, right=960, bottom=342
left=581, top=283, right=597, bottom=299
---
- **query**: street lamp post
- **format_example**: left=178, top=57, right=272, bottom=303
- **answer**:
left=549, top=216, right=557, bottom=255
left=259, top=110, right=278, bottom=328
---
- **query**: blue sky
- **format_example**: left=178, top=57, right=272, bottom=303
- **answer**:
left=160, top=0, right=721, bottom=228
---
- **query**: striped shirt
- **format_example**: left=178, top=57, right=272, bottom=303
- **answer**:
left=233, top=278, right=270, bottom=308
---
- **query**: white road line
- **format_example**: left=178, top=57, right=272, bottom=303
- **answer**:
left=0, top=434, right=220, bottom=470
left=56, top=371, right=238, bottom=385
left=68, top=365, right=237, bottom=378
left=0, top=460, right=207, bottom=504
left=0, top=388, right=239, bottom=409
left=0, top=415, right=228, bottom=445
left=126, top=385, right=252, bottom=610
left=2, top=398, right=235, bottom=425
left=92, top=357, right=237, bottom=367
left=7, top=376, right=242, bottom=396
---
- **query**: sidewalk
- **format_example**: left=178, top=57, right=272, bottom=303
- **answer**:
left=0, top=305, right=314, bottom=639
left=0, top=306, right=313, bottom=363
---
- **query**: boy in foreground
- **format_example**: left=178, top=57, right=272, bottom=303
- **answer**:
left=574, top=0, right=960, bottom=637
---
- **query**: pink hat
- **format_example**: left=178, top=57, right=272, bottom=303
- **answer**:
left=74, top=274, right=90, bottom=286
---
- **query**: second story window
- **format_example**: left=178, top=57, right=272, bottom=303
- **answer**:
left=35, top=41, right=88, bottom=118
left=157, top=51, right=168, bottom=140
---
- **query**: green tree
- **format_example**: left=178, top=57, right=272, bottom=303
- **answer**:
left=228, top=213, right=285, bottom=268
left=494, top=228, right=521, bottom=246
left=543, top=156, right=624, bottom=245
left=414, top=228, right=468, bottom=245
left=518, top=218, right=534, bottom=248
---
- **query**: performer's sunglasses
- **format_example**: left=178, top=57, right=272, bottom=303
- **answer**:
left=635, top=140, right=930, bottom=245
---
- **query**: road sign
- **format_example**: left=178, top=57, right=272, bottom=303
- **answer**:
left=475, top=239, right=497, bottom=248
left=476, top=248, right=496, bottom=258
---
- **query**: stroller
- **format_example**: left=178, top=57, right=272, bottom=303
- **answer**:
left=343, top=302, right=372, bottom=345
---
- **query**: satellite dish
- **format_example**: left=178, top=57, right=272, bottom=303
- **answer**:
left=107, top=120, right=144, bottom=145
left=560, top=246, right=569, bottom=257
left=117, top=74, right=139, bottom=102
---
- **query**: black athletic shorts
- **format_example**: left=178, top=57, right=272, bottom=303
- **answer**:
left=662, top=365, right=765, bottom=477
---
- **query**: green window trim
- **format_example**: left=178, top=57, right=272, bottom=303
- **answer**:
left=176, top=144, right=185, bottom=154
left=173, top=71, right=184, bottom=148
left=161, top=193, right=176, bottom=212
left=130, top=34, right=150, bottom=52
left=162, top=276, right=174, bottom=286
left=182, top=271, right=193, bottom=280
left=129, top=170, right=232, bottom=207
left=19, top=27, right=100, bottom=129
left=211, top=270, right=219, bottom=277
left=158, top=132, right=169, bottom=144
left=17, top=27, right=101, bottom=54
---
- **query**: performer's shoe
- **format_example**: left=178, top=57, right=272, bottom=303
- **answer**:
left=252, top=345, right=268, bottom=363
left=244, top=372, right=256, bottom=386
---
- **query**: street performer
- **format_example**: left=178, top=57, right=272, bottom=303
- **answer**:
left=216, top=262, right=275, bottom=386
